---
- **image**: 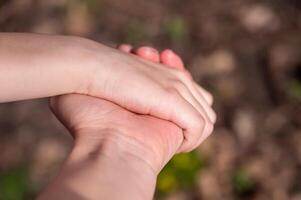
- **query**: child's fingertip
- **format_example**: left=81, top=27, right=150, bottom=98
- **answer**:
left=118, top=44, right=133, bottom=53
left=160, top=49, right=185, bottom=70
left=134, top=46, right=160, bottom=63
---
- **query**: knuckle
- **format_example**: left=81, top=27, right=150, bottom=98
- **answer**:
left=194, top=115, right=211, bottom=140
left=207, top=92, right=214, bottom=103
left=174, top=70, right=188, bottom=79
left=180, top=71, right=192, bottom=84
left=183, top=114, right=207, bottom=151
left=211, top=110, right=217, bottom=123
left=172, top=80, right=186, bottom=92
left=194, top=114, right=206, bottom=133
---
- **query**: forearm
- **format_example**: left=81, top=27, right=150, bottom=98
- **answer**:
left=0, top=33, right=99, bottom=102
left=37, top=129, right=157, bottom=200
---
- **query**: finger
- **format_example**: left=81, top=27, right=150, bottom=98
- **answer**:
left=174, top=72, right=216, bottom=123
left=141, top=49, right=216, bottom=123
left=121, top=45, right=214, bottom=151
left=187, top=118, right=214, bottom=152
left=153, top=89, right=209, bottom=153
left=186, top=84, right=216, bottom=124
left=133, top=46, right=160, bottom=63
left=195, top=121, right=214, bottom=149
left=193, top=87, right=216, bottom=123
left=194, top=83, right=214, bottom=106
left=128, top=49, right=213, bottom=123
left=173, top=80, right=214, bottom=123
left=117, top=44, right=133, bottom=53
left=159, top=49, right=214, bottom=106
left=135, top=48, right=215, bottom=120
left=160, top=49, right=185, bottom=70
left=175, top=84, right=214, bottom=151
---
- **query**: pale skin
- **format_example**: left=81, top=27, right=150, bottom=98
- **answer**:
left=0, top=33, right=215, bottom=152
left=38, top=46, right=211, bottom=200
left=0, top=32, right=216, bottom=199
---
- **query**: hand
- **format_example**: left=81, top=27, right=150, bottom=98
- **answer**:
left=38, top=45, right=215, bottom=200
left=50, top=94, right=183, bottom=173
left=116, top=44, right=216, bottom=150
left=74, top=38, right=215, bottom=152
left=0, top=33, right=215, bottom=152
left=49, top=44, right=214, bottom=171
left=37, top=95, right=183, bottom=200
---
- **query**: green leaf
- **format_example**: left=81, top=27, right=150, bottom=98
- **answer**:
left=157, top=151, right=204, bottom=196
left=0, top=167, right=30, bottom=200
left=157, top=168, right=178, bottom=194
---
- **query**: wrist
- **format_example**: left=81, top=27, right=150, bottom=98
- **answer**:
left=39, top=128, right=157, bottom=200
left=72, top=128, right=157, bottom=200
left=61, top=36, right=109, bottom=96
left=73, top=128, right=159, bottom=175
left=71, top=128, right=157, bottom=199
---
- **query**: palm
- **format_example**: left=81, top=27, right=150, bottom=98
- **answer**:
left=50, top=94, right=183, bottom=169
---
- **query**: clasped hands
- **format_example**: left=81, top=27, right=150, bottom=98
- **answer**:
left=38, top=45, right=216, bottom=200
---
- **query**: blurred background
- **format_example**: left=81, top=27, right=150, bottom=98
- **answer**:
left=0, top=0, right=301, bottom=199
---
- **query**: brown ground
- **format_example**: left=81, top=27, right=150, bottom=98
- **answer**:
left=0, top=0, right=300, bottom=199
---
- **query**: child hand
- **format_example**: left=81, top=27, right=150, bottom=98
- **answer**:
left=118, top=44, right=214, bottom=106
left=116, top=44, right=216, bottom=151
